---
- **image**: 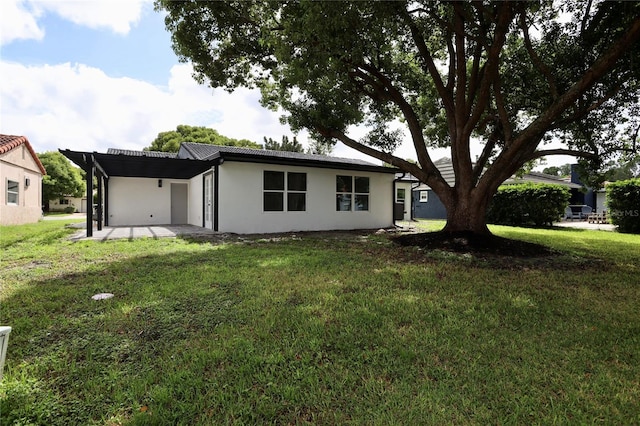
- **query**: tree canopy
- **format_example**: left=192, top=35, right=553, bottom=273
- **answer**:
left=157, top=0, right=640, bottom=234
left=145, top=125, right=261, bottom=152
left=263, top=135, right=303, bottom=152
left=542, top=164, right=572, bottom=177
left=39, top=151, right=85, bottom=207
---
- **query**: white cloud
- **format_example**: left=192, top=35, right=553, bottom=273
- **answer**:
left=0, top=61, right=299, bottom=154
left=32, top=0, right=150, bottom=35
left=0, top=0, right=45, bottom=45
left=0, top=0, right=149, bottom=46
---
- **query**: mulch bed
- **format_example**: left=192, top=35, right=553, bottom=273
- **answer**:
left=392, top=231, right=556, bottom=257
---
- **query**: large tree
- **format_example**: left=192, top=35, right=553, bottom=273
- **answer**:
left=39, top=151, right=85, bottom=210
left=145, top=125, right=261, bottom=152
left=157, top=1, right=640, bottom=235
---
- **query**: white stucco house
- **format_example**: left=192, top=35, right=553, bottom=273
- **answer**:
left=48, top=195, right=88, bottom=213
left=61, top=143, right=400, bottom=236
left=0, top=134, right=46, bottom=225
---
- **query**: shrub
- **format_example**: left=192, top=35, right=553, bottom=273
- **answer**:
left=63, top=206, right=76, bottom=214
left=606, top=178, right=640, bottom=234
left=487, top=183, right=570, bottom=227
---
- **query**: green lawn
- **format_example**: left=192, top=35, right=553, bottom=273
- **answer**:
left=1, top=220, right=639, bottom=425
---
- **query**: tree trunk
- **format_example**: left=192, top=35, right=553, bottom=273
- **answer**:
left=440, top=188, right=492, bottom=236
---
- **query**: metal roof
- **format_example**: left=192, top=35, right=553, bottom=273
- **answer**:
left=60, top=149, right=216, bottom=179
left=61, top=143, right=397, bottom=179
left=504, top=171, right=582, bottom=188
left=176, top=143, right=396, bottom=173
left=106, top=148, right=177, bottom=158
left=407, top=159, right=582, bottom=190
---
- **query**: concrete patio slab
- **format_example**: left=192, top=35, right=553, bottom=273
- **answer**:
left=70, top=225, right=218, bottom=241
left=553, top=220, right=616, bottom=231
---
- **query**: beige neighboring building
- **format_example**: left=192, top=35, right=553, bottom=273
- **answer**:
left=0, top=134, right=46, bottom=225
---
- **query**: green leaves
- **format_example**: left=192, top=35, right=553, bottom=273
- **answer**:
left=39, top=151, right=85, bottom=202
left=155, top=0, right=640, bottom=233
left=145, top=125, right=261, bottom=152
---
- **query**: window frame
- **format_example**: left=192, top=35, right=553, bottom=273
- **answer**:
left=336, top=175, right=369, bottom=212
left=263, top=170, right=307, bottom=213
left=6, top=179, right=19, bottom=205
left=419, top=191, right=429, bottom=202
left=396, top=188, right=406, bottom=203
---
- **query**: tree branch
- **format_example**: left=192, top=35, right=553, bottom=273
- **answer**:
left=523, top=148, right=598, bottom=163
left=580, top=0, right=594, bottom=36
left=317, top=127, right=451, bottom=196
left=472, top=131, right=498, bottom=181
left=520, top=12, right=559, bottom=99
left=357, top=63, right=434, bottom=171
left=398, top=5, right=455, bottom=117
left=551, top=84, right=623, bottom=129
left=463, top=3, right=515, bottom=140
left=493, top=74, right=512, bottom=143
left=499, top=14, right=640, bottom=174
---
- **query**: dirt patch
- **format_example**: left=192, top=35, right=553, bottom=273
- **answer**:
left=392, top=231, right=556, bottom=257
left=390, top=230, right=610, bottom=271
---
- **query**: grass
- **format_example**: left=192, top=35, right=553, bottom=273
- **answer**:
left=1, top=219, right=639, bottom=425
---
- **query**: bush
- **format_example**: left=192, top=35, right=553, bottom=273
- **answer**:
left=488, top=183, right=570, bottom=227
left=63, top=206, right=76, bottom=214
left=606, top=178, right=640, bottom=234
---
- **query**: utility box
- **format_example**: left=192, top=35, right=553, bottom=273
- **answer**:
left=0, top=326, right=11, bottom=381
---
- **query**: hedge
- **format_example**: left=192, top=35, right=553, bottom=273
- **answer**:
left=606, top=178, right=640, bottom=234
left=487, top=183, right=570, bottom=227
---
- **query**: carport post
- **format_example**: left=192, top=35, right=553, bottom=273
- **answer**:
left=86, top=159, right=94, bottom=237
left=96, top=170, right=103, bottom=231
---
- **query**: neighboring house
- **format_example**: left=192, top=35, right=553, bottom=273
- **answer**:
left=48, top=195, right=88, bottom=213
left=394, top=173, right=419, bottom=222
left=61, top=143, right=399, bottom=235
left=398, top=158, right=582, bottom=220
left=0, top=134, right=46, bottom=225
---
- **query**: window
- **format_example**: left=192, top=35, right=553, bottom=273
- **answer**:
left=6, top=180, right=19, bottom=205
left=264, top=171, right=284, bottom=211
left=419, top=191, right=428, bottom=202
left=287, top=172, right=306, bottom=211
left=59, top=198, right=70, bottom=205
left=263, top=171, right=306, bottom=212
left=396, top=188, right=406, bottom=203
left=336, top=176, right=369, bottom=211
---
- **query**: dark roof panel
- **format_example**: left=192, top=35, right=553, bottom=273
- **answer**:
left=61, top=142, right=397, bottom=178
left=61, top=150, right=215, bottom=179
left=107, top=148, right=177, bottom=158
left=179, top=143, right=395, bottom=173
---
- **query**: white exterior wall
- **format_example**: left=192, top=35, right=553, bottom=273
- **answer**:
left=216, top=162, right=395, bottom=234
left=0, top=145, right=43, bottom=225
left=49, top=196, right=86, bottom=212
left=107, top=177, right=189, bottom=226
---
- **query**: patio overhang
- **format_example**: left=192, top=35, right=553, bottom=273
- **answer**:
left=60, top=149, right=217, bottom=179
left=60, top=149, right=218, bottom=237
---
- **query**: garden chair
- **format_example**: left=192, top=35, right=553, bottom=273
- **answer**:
left=0, top=326, right=11, bottom=381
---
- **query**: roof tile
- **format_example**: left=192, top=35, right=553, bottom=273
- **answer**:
left=0, top=134, right=47, bottom=175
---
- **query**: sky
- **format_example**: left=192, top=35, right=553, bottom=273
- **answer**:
left=0, top=0, right=572, bottom=167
